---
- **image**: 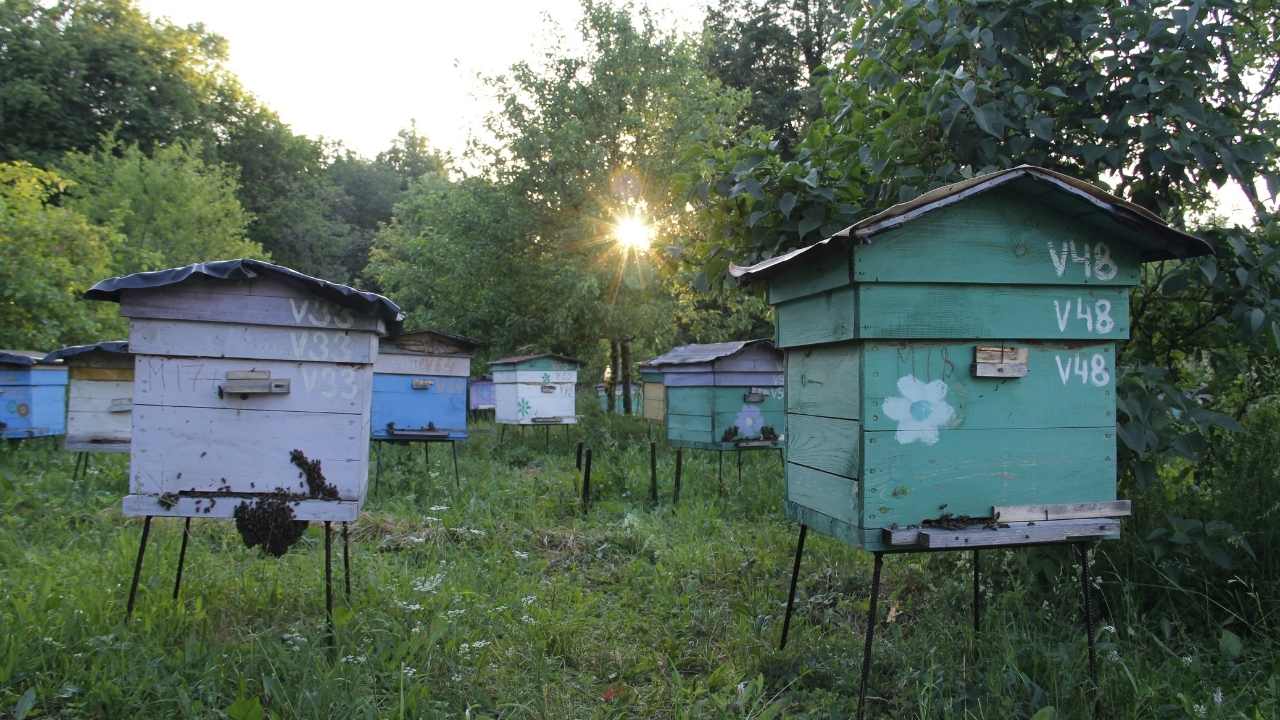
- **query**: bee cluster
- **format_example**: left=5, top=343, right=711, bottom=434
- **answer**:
left=232, top=449, right=340, bottom=556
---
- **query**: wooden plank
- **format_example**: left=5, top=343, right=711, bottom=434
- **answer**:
left=491, top=370, right=578, bottom=384
left=0, top=367, right=67, bottom=386
left=775, top=286, right=856, bottom=348
left=373, top=352, right=470, bottom=377
left=68, top=379, right=132, bottom=406
left=767, top=244, right=851, bottom=304
left=861, top=427, right=1117, bottom=528
left=122, top=494, right=359, bottom=521
left=129, top=318, right=378, bottom=364
left=667, top=387, right=713, bottom=416
left=861, top=342, right=1115, bottom=431
left=65, top=438, right=129, bottom=453
left=134, top=356, right=371, bottom=415
left=66, top=409, right=131, bottom=444
left=64, top=353, right=132, bottom=370
left=786, top=462, right=858, bottom=524
left=918, top=519, right=1121, bottom=548
left=786, top=414, right=860, bottom=478
left=856, top=284, right=1130, bottom=340
left=666, top=413, right=712, bottom=444
left=994, top=500, right=1131, bottom=522
left=712, top=371, right=784, bottom=387
left=130, top=405, right=368, bottom=499
left=852, top=189, right=1142, bottom=287
left=712, top=344, right=784, bottom=373
left=786, top=343, right=860, bottom=419
left=784, top=503, right=864, bottom=547
left=494, top=381, right=575, bottom=423
left=121, top=287, right=386, bottom=333
left=69, top=367, right=132, bottom=381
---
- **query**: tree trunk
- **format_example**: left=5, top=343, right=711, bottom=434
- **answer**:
left=621, top=339, right=633, bottom=415
left=608, top=339, right=621, bottom=413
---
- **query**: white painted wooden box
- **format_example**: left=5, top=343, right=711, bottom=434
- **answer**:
left=85, top=260, right=403, bottom=522
left=490, top=353, right=581, bottom=425
left=45, top=341, right=133, bottom=453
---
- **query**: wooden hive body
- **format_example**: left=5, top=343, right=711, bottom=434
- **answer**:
left=86, top=260, right=401, bottom=523
left=372, top=331, right=476, bottom=440
left=733, top=167, right=1212, bottom=551
left=0, top=352, right=67, bottom=439
left=468, top=376, right=495, bottom=411
left=49, top=343, right=133, bottom=453
left=650, top=341, right=785, bottom=450
left=639, top=367, right=665, bottom=422
left=491, top=354, right=580, bottom=425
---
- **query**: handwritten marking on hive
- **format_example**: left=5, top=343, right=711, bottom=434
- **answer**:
left=1054, top=298, right=1115, bottom=334
left=1047, top=241, right=1118, bottom=281
left=1054, top=353, right=1111, bottom=387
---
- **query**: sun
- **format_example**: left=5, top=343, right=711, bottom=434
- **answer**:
left=613, top=213, right=653, bottom=252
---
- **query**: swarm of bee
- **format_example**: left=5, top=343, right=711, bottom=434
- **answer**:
left=721, top=425, right=739, bottom=442
left=760, top=425, right=779, bottom=441
left=232, top=449, right=338, bottom=556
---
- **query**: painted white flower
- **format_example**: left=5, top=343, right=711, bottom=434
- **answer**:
left=881, top=376, right=955, bottom=445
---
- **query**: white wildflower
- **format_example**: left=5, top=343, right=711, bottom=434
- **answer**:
left=513, top=550, right=529, bottom=560
left=521, top=614, right=536, bottom=625
left=1107, top=650, right=1120, bottom=663
left=1213, top=688, right=1223, bottom=706
left=1193, top=703, right=1206, bottom=717
left=402, top=665, right=417, bottom=678
left=1102, top=625, right=1116, bottom=634
left=340, top=654, right=367, bottom=664
left=1181, top=656, right=1194, bottom=666
left=413, top=573, right=446, bottom=594
left=430, top=505, right=449, bottom=511
left=472, top=639, right=491, bottom=649
left=468, top=528, right=485, bottom=536
left=490, top=605, right=508, bottom=614
left=446, top=608, right=466, bottom=619
left=397, top=601, right=423, bottom=612
left=522, top=595, right=537, bottom=606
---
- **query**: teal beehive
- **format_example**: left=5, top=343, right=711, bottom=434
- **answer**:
left=732, top=166, right=1213, bottom=552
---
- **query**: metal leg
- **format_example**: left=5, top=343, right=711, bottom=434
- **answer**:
left=737, top=449, right=742, bottom=486
left=342, top=522, right=351, bottom=602
left=125, top=516, right=153, bottom=621
left=778, top=447, right=785, bottom=471
left=857, top=553, right=884, bottom=720
left=72, top=452, right=84, bottom=483
left=172, top=517, right=191, bottom=600
left=576, top=442, right=583, bottom=470
left=1078, top=543, right=1101, bottom=717
left=324, top=521, right=334, bottom=646
left=718, top=450, right=723, bottom=494
left=649, top=442, right=657, bottom=504
left=779, top=524, right=808, bottom=650
left=581, top=448, right=592, bottom=513
left=973, top=549, right=981, bottom=635
left=673, top=448, right=683, bottom=505
left=544, top=425, right=550, bottom=451
left=451, top=441, right=459, bottom=488
left=424, top=441, right=429, bottom=467
left=499, top=424, right=506, bottom=446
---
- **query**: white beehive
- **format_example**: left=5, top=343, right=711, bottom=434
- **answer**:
left=85, top=259, right=403, bottom=522
left=491, top=353, right=581, bottom=425
left=45, top=341, right=133, bottom=453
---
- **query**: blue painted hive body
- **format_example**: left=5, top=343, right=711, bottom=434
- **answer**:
left=469, top=375, right=495, bottom=411
left=0, top=351, right=67, bottom=439
left=731, top=165, right=1214, bottom=551
left=648, top=340, right=785, bottom=450
left=373, top=331, right=478, bottom=441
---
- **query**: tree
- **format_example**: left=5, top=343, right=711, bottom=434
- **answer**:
left=0, top=162, right=123, bottom=350
left=0, top=0, right=232, bottom=164
left=375, top=121, right=450, bottom=189
left=59, top=136, right=263, bottom=274
left=702, top=0, right=853, bottom=149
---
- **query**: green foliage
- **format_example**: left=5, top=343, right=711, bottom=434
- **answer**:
left=0, top=162, right=123, bottom=350
left=59, top=136, right=263, bottom=274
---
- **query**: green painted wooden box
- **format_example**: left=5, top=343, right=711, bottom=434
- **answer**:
left=647, top=340, right=785, bottom=450
left=731, top=166, right=1212, bottom=551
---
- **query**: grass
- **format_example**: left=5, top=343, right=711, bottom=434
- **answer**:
left=0, top=410, right=1277, bottom=719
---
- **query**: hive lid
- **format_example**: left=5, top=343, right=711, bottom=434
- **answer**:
left=489, top=352, right=581, bottom=367
left=730, top=164, right=1213, bottom=282
left=84, top=259, right=404, bottom=334
left=645, top=339, right=775, bottom=367
left=44, top=341, right=130, bottom=363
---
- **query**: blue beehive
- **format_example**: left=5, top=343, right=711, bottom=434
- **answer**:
left=469, top=375, right=495, bottom=413
left=0, top=350, right=67, bottom=440
left=372, top=330, right=479, bottom=441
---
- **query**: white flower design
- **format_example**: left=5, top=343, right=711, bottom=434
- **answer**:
left=882, top=375, right=955, bottom=445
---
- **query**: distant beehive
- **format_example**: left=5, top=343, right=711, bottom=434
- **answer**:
left=731, top=165, right=1213, bottom=551
left=85, top=259, right=402, bottom=522
left=595, top=381, right=643, bottom=415
left=490, top=354, right=581, bottom=425
left=0, top=351, right=66, bottom=439
left=639, top=365, right=665, bottom=422
left=647, top=341, right=784, bottom=449
left=468, top=375, right=495, bottom=412
left=373, top=330, right=478, bottom=441
left=45, top=341, right=133, bottom=453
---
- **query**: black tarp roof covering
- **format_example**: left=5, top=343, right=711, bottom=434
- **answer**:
left=44, top=341, right=130, bottom=363
left=84, top=259, right=404, bottom=334
left=0, top=350, right=46, bottom=367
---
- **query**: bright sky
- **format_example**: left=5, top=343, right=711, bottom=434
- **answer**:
left=137, top=0, right=1262, bottom=225
left=137, top=0, right=705, bottom=160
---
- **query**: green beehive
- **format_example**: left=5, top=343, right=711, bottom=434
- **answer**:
left=732, top=166, right=1212, bottom=552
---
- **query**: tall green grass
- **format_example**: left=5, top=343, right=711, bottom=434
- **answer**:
left=0, top=410, right=1276, bottom=718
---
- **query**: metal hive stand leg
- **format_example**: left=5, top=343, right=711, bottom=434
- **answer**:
left=125, top=516, right=153, bottom=622
left=451, top=440, right=459, bottom=488
left=172, top=517, right=192, bottom=600
left=324, top=521, right=334, bottom=647
left=1078, top=543, right=1101, bottom=718
left=779, top=524, right=808, bottom=650
left=973, top=549, right=981, bottom=635
left=672, top=448, right=683, bottom=505
left=342, top=522, right=351, bottom=602
left=855, top=550, right=885, bottom=712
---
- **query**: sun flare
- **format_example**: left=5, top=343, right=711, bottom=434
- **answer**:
left=613, top=214, right=653, bottom=252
